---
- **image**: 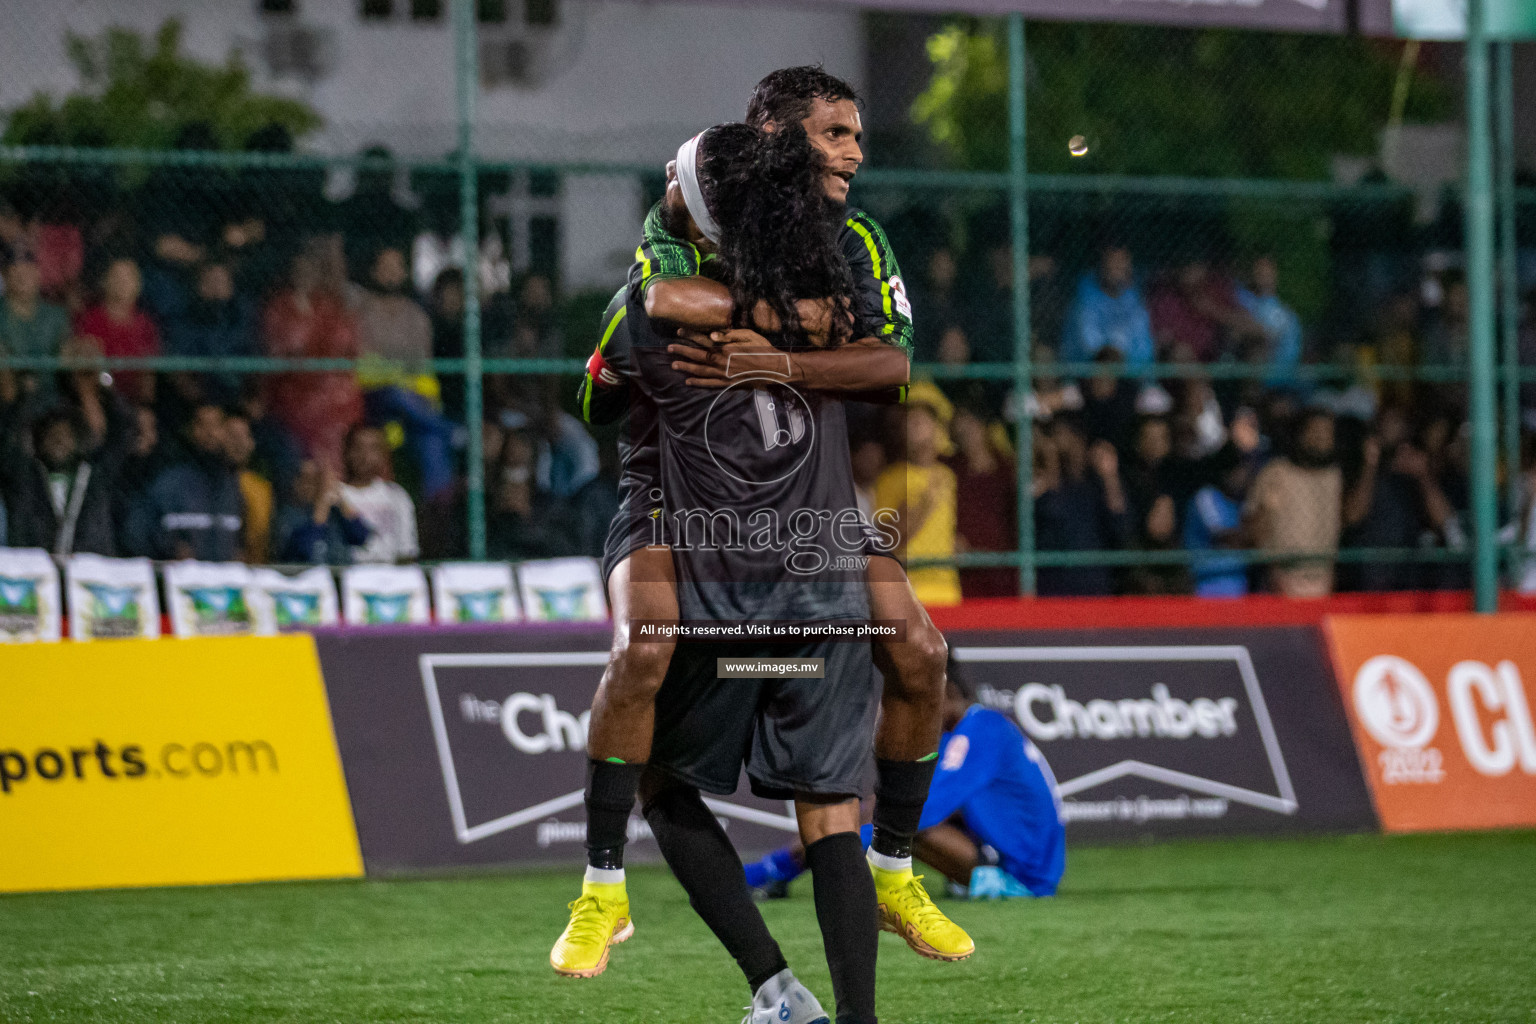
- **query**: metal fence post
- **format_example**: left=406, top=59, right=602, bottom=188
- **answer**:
left=1465, top=0, right=1499, bottom=612
left=1008, top=13, right=1035, bottom=596
left=1496, top=40, right=1520, bottom=540
left=454, top=0, right=487, bottom=560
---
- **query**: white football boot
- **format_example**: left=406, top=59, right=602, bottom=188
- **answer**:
left=739, top=968, right=830, bottom=1024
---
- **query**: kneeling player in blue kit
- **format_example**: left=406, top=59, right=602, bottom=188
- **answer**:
left=745, top=655, right=1066, bottom=899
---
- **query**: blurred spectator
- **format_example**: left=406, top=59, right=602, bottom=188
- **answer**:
left=536, top=407, right=602, bottom=500
left=1244, top=408, right=1343, bottom=597
left=1516, top=435, right=1536, bottom=593
left=0, top=254, right=69, bottom=396
left=237, top=392, right=304, bottom=515
left=164, top=259, right=258, bottom=412
left=1149, top=258, right=1261, bottom=363
left=263, top=240, right=364, bottom=472
left=1079, top=349, right=1140, bottom=452
left=851, top=436, right=886, bottom=521
left=1123, top=415, right=1179, bottom=541
left=1033, top=417, right=1132, bottom=597
left=225, top=412, right=273, bottom=565
left=274, top=459, right=371, bottom=565
left=1061, top=244, right=1154, bottom=367
left=339, top=424, right=418, bottom=564
left=875, top=387, right=961, bottom=607
left=430, top=268, right=467, bottom=422
left=1184, top=451, right=1255, bottom=598
left=0, top=382, right=135, bottom=557
left=1236, top=256, right=1303, bottom=389
left=1422, top=272, right=1470, bottom=413
left=1366, top=291, right=1420, bottom=412
left=487, top=427, right=567, bottom=560
left=945, top=405, right=1016, bottom=599
left=114, top=403, right=162, bottom=556
left=136, top=404, right=244, bottom=561
left=335, top=146, right=419, bottom=280
left=74, top=257, right=160, bottom=404
left=1016, top=343, right=1082, bottom=424
left=912, top=248, right=967, bottom=364
left=355, top=245, right=455, bottom=503
left=1168, top=370, right=1228, bottom=462
left=1421, top=272, right=1470, bottom=368
left=1182, top=412, right=1263, bottom=598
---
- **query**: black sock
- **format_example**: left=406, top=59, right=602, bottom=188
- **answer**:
left=642, top=784, right=788, bottom=994
left=584, top=759, right=642, bottom=871
left=804, top=831, right=879, bottom=1024
left=870, top=757, right=937, bottom=860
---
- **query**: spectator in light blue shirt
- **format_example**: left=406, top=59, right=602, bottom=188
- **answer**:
left=1061, top=244, right=1155, bottom=367
left=1235, top=255, right=1303, bottom=389
left=1183, top=446, right=1256, bottom=598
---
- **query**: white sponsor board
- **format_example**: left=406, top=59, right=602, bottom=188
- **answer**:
left=164, top=561, right=257, bottom=639
left=65, top=555, right=161, bottom=641
left=0, top=548, right=62, bottom=643
left=431, top=562, right=521, bottom=624
left=341, top=564, right=431, bottom=626
left=516, top=557, right=608, bottom=622
left=249, top=566, right=341, bottom=634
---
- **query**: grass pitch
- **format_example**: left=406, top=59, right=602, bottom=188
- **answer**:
left=1, top=831, right=1532, bottom=1023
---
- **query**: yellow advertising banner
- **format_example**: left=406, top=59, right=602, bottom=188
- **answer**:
left=0, top=636, right=363, bottom=892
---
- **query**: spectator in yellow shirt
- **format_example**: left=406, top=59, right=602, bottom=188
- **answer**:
left=874, top=384, right=962, bottom=606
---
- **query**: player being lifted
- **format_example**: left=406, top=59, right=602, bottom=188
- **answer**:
left=553, top=68, right=972, bottom=986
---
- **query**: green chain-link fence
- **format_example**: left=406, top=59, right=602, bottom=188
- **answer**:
left=1, top=4, right=1531, bottom=598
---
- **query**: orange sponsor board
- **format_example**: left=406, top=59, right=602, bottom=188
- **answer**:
left=1325, top=614, right=1536, bottom=832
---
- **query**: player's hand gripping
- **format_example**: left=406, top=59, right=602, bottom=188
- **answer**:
left=667, top=328, right=794, bottom=387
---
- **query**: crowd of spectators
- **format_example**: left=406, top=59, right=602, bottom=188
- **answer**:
left=0, top=160, right=607, bottom=568
left=2, top=163, right=1535, bottom=599
left=879, top=237, right=1536, bottom=600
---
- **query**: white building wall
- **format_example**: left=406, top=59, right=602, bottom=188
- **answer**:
left=0, top=0, right=864, bottom=290
left=0, top=0, right=863, bottom=162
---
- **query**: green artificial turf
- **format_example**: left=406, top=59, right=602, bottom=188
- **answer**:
left=1, top=831, right=1532, bottom=1023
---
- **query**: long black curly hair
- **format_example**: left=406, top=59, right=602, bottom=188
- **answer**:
left=696, top=122, right=854, bottom=348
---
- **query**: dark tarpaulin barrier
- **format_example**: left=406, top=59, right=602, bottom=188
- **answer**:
left=315, top=624, right=803, bottom=874
left=946, top=625, right=1379, bottom=840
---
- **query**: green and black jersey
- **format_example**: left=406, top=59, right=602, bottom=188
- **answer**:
left=632, top=201, right=914, bottom=357
left=575, top=200, right=914, bottom=578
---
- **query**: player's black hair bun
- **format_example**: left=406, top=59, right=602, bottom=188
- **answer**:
left=700, top=123, right=854, bottom=348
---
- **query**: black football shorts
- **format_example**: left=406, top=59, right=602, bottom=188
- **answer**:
left=647, top=637, right=878, bottom=800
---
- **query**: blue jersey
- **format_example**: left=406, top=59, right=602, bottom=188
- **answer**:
left=920, top=705, right=1066, bottom=896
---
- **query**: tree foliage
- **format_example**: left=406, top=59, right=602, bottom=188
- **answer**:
left=2, top=19, right=321, bottom=150
left=912, top=20, right=1453, bottom=178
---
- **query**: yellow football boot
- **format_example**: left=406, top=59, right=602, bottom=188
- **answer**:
left=871, top=862, right=975, bottom=962
left=550, top=879, right=634, bottom=978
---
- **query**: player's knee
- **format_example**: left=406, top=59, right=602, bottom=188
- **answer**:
left=607, top=640, right=674, bottom=700
left=885, top=622, right=947, bottom=698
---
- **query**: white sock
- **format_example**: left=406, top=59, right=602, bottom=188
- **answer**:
left=584, top=865, right=625, bottom=885
left=867, top=848, right=912, bottom=873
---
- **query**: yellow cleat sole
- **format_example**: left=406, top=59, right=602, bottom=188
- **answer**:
left=878, top=908, right=974, bottom=962
left=551, top=918, right=634, bottom=979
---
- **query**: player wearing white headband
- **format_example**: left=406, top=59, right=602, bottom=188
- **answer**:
left=560, top=69, right=972, bottom=1024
